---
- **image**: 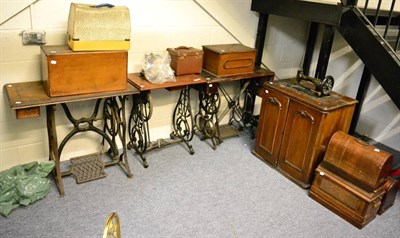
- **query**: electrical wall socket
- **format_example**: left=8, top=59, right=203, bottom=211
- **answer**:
left=21, top=30, right=46, bottom=45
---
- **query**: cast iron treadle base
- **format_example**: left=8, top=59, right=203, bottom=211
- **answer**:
left=70, top=154, right=107, bottom=184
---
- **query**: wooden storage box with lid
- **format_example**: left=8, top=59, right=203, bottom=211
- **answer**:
left=167, top=47, right=203, bottom=75
left=202, top=44, right=256, bottom=77
left=309, top=131, right=395, bottom=229
left=41, top=45, right=127, bottom=97
left=320, top=131, right=393, bottom=192
left=253, top=78, right=357, bottom=188
left=310, top=166, right=386, bottom=229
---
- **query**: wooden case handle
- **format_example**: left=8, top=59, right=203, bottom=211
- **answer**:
left=294, top=110, right=315, bottom=123
left=267, top=97, right=282, bottom=108
left=175, top=46, right=190, bottom=50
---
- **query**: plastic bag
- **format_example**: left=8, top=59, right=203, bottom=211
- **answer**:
left=0, top=161, right=55, bottom=217
left=141, top=52, right=176, bottom=84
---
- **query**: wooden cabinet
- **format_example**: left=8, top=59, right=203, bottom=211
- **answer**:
left=253, top=79, right=357, bottom=188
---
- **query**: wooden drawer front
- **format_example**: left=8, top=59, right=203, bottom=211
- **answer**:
left=278, top=101, right=322, bottom=185
left=254, top=89, right=289, bottom=165
left=16, top=107, right=40, bottom=119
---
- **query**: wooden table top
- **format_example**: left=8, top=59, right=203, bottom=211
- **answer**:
left=128, top=67, right=275, bottom=91
left=128, top=73, right=208, bottom=91
left=202, top=67, right=275, bottom=84
left=4, top=81, right=139, bottom=110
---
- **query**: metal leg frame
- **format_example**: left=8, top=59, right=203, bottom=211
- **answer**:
left=240, top=80, right=261, bottom=139
left=170, top=86, right=195, bottom=154
left=46, top=105, right=64, bottom=196
left=127, top=92, right=152, bottom=168
left=47, top=97, right=132, bottom=196
left=194, top=90, right=221, bottom=150
left=102, top=96, right=133, bottom=177
left=217, top=80, right=253, bottom=131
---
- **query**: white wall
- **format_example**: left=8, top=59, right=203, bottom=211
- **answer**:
left=0, top=0, right=237, bottom=170
left=1, top=0, right=293, bottom=171
left=1, top=0, right=398, bottom=172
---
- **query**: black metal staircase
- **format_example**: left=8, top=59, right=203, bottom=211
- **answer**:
left=251, top=0, right=400, bottom=129
left=338, top=4, right=400, bottom=107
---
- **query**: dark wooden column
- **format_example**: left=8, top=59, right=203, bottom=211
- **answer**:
left=303, top=22, right=319, bottom=75
left=349, top=67, right=372, bottom=135
left=254, top=13, right=269, bottom=66
left=315, top=24, right=335, bottom=79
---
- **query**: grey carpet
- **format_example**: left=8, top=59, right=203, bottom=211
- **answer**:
left=1, top=131, right=399, bottom=238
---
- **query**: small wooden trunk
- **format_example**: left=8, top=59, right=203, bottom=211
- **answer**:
left=41, top=45, right=127, bottom=97
left=309, top=166, right=385, bottom=229
left=202, top=44, right=256, bottom=77
left=167, top=47, right=203, bottom=75
left=321, top=131, right=393, bottom=192
left=378, top=177, right=399, bottom=215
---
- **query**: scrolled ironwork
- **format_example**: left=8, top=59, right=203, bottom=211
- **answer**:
left=128, top=92, right=152, bottom=168
left=171, top=86, right=195, bottom=154
left=195, top=90, right=221, bottom=149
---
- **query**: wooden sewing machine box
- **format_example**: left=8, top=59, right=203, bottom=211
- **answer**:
left=319, top=131, right=393, bottom=192
left=309, top=131, right=393, bottom=229
left=202, top=44, right=256, bottom=77
left=310, top=166, right=386, bottom=229
left=40, top=45, right=127, bottom=97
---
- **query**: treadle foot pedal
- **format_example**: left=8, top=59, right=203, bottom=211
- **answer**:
left=219, top=124, right=239, bottom=139
left=70, top=153, right=107, bottom=184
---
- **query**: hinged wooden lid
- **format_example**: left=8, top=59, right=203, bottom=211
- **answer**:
left=202, top=44, right=256, bottom=54
left=167, top=46, right=203, bottom=57
left=321, top=131, right=393, bottom=192
left=41, top=45, right=125, bottom=56
left=264, top=79, right=358, bottom=111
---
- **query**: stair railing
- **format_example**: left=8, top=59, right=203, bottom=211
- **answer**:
left=344, top=0, right=400, bottom=52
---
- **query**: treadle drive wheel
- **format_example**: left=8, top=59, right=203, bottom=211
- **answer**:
left=318, top=75, right=334, bottom=96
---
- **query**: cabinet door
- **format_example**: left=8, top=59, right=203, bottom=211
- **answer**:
left=254, top=89, right=289, bottom=166
left=277, top=100, right=322, bottom=187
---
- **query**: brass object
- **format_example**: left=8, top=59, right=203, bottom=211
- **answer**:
left=296, top=68, right=334, bottom=97
left=103, top=212, right=121, bottom=238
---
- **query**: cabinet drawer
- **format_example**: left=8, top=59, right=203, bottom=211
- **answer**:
left=16, top=107, right=40, bottom=119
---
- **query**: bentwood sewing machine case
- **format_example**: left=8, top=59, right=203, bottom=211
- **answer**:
left=309, top=131, right=394, bottom=228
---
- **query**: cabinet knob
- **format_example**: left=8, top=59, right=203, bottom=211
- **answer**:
left=265, top=89, right=269, bottom=94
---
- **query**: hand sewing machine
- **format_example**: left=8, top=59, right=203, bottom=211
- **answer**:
left=295, top=68, right=334, bottom=97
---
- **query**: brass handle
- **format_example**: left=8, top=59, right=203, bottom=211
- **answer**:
left=294, top=110, right=315, bottom=123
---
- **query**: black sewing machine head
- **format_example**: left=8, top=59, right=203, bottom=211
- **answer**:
left=295, top=68, right=334, bottom=97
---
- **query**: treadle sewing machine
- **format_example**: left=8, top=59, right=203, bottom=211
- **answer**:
left=295, top=68, right=334, bottom=97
